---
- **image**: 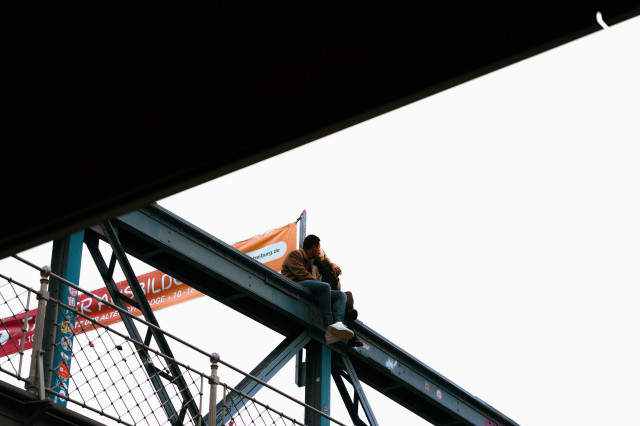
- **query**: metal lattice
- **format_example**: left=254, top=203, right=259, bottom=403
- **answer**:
left=49, top=318, right=204, bottom=425
left=218, top=384, right=305, bottom=426
left=0, top=257, right=350, bottom=426
left=0, top=276, right=34, bottom=382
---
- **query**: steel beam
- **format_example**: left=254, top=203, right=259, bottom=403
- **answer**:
left=100, top=221, right=201, bottom=421
left=203, top=331, right=311, bottom=426
left=304, top=340, right=331, bottom=426
left=332, top=354, right=378, bottom=426
left=85, top=225, right=200, bottom=425
left=41, top=231, right=84, bottom=404
left=90, top=203, right=518, bottom=426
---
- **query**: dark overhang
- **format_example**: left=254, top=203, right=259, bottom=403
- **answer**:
left=3, top=5, right=639, bottom=259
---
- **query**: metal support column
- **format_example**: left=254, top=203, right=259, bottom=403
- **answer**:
left=295, top=209, right=307, bottom=387
left=298, top=210, right=306, bottom=249
left=304, top=340, right=331, bottom=426
left=25, top=266, right=51, bottom=398
left=41, top=231, right=84, bottom=405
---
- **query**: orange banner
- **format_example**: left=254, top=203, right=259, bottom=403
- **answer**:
left=76, top=222, right=297, bottom=329
left=232, top=222, right=297, bottom=272
left=1, top=221, right=298, bottom=357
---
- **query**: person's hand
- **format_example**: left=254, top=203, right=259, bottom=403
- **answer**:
left=331, top=263, right=342, bottom=276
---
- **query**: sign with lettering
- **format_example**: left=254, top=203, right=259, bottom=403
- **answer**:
left=0, top=221, right=298, bottom=358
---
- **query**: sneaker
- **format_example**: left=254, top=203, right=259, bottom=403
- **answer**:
left=348, top=337, right=364, bottom=347
left=325, top=330, right=342, bottom=345
left=325, top=322, right=354, bottom=344
left=344, top=309, right=358, bottom=329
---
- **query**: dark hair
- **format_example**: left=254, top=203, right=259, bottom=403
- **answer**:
left=302, top=234, right=320, bottom=250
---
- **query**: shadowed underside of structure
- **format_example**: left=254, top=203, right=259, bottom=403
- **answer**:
left=2, top=4, right=640, bottom=425
left=3, top=5, right=639, bottom=260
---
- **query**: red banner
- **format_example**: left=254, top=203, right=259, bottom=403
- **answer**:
left=0, top=221, right=297, bottom=357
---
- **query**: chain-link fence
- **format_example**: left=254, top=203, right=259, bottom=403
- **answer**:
left=0, top=255, right=347, bottom=426
left=0, top=275, right=36, bottom=382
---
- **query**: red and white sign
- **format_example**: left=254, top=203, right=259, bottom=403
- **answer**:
left=58, top=363, right=69, bottom=379
left=0, top=221, right=298, bottom=358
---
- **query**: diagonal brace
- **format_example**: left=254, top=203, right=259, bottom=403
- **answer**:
left=85, top=225, right=199, bottom=424
left=332, top=353, right=378, bottom=426
left=204, top=331, right=311, bottom=426
left=99, top=221, right=201, bottom=422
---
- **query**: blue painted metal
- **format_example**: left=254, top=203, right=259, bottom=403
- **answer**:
left=332, top=354, right=378, bottom=426
left=46, top=231, right=84, bottom=406
left=84, top=230, right=181, bottom=424
left=304, top=341, right=331, bottom=426
left=92, top=203, right=519, bottom=426
left=204, top=331, right=311, bottom=426
left=106, top=222, right=200, bottom=422
left=332, top=368, right=366, bottom=426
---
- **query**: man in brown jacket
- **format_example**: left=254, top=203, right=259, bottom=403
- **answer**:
left=281, top=234, right=354, bottom=344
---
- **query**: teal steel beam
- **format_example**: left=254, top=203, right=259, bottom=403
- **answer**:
left=332, top=368, right=367, bottom=426
left=304, top=341, right=331, bottom=426
left=98, top=222, right=201, bottom=423
left=84, top=231, right=181, bottom=424
left=41, top=231, right=84, bottom=406
left=332, top=354, right=378, bottom=426
left=203, top=331, right=311, bottom=426
left=92, top=204, right=518, bottom=426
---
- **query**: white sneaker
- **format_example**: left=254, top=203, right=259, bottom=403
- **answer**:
left=325, top=322, right=354, bottom=344
left=329, top=321, right=351, bottom=333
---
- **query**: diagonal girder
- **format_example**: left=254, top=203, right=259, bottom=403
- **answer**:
left=98, top=221, right=200, bottom=422
left=332, top=354, right=378, bottom=426
left=85, top=224, right=200, bottom=424
left=88, top=203, right=519, bottom=426
left=332, top=369, right=366, bottom=426
left=203, top=331, right=311, bottom=426
left=84, top=232, right=178, bottom=423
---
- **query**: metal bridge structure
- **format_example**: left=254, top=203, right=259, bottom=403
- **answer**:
left=2, top=4, right=640, bottom=426
left=95, top=203, right=518, bottom=425
left=1, top=204, right=518, bottom=425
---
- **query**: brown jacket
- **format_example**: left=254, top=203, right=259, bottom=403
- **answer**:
left=281, top=249, right=321, bottom=282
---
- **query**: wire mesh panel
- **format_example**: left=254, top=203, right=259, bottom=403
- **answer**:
left=45, top=297, right=209, bottom=426
left=1, top=257, right=351, bottom=426
left=218, top=384, right=306, bottom=426
left=0, top=276, right=36, bottom=382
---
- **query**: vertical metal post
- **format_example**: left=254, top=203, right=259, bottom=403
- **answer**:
left=304, top=340, right=331, bottom=426
left=298, top=209, right=307, bottom=249
left=26, top=265, right=50, bottom=397
left=17, top=291, right=33, bottom=375
left=43, top=231, right=84, bottom=406
left=221, top=385, right=227, bottom=426
left=209, top=353, right=220, bottom=426
left=295, top=209, right=307, bottom=386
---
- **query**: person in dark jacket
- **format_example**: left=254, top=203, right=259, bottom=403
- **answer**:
left=314, top=248, right=363, bottom=347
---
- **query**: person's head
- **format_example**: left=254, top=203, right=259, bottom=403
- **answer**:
left=302, top=234, right=321, bottom=257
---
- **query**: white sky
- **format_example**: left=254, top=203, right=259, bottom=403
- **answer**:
left=2, top=14, right=640, bottom=426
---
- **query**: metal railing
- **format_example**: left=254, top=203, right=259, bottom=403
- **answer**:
left=0, top=255, right=348, bottom=426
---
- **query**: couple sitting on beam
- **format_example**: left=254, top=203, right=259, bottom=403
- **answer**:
left=281, top=234, right=363, bottom=347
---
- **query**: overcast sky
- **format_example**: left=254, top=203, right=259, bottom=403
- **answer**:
left=3, top=13, right=640, bottom=426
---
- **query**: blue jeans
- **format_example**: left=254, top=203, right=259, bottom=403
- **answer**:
left=298, top=280, right=347, bottom=328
